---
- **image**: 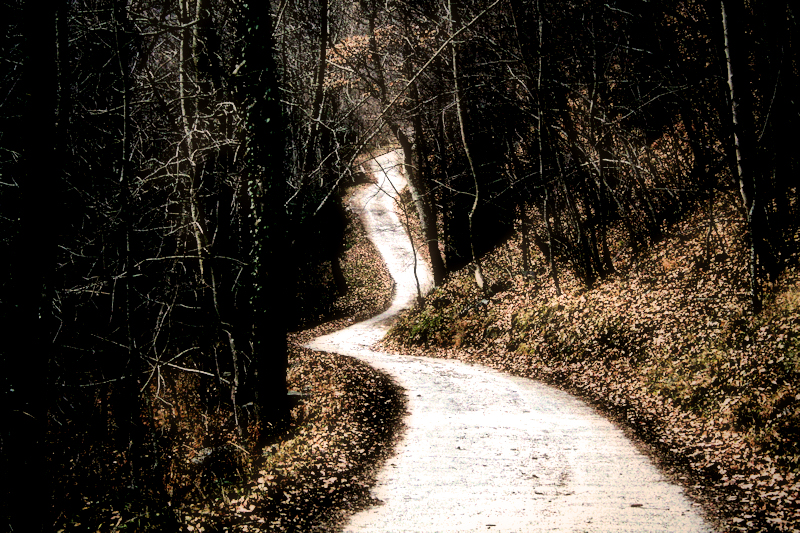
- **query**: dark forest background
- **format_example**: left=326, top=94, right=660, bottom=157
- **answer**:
left=1, top=0, right=797, bottom=530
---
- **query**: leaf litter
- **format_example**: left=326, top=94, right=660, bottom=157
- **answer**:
left=384, top=192, right=800, bottom=533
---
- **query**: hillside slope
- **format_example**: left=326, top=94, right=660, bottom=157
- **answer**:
left=384, top=192, right=800, bottom=533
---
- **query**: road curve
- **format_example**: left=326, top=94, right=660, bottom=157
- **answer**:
left=306, top=151, right=714, bottom=533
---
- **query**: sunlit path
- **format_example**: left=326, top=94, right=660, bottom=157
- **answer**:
left=306, top=151, right=713, bottom=533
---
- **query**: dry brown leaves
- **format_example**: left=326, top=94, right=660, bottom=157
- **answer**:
left=179, top=347, right=405, bottom=532
left=384, top=195, right=800, bottom=533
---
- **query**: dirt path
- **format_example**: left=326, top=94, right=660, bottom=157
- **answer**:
left=306, top=151, right=714, bottom=533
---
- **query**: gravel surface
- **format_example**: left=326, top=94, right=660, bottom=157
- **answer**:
left=306, top=151, right=715, bottom=532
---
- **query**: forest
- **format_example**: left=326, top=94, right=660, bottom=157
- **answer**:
left=1, top=0, right=798, bottom=531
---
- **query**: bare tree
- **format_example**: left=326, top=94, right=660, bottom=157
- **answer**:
left=721, top=0, right=761, bottom=312
left=448, top=0, right=486, bottom=293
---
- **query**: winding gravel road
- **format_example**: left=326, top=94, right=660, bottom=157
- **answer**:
left=306, top=152, right=714, bottom=533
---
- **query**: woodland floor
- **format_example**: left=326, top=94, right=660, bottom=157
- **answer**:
left=180, top=181, right=799, bottom=533
left=117, top=172, right=800, bottom=532
left=383, top=189, right=800, bottom=533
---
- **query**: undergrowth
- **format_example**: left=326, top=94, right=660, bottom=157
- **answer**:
left=55, top=184, right=397, bottom=532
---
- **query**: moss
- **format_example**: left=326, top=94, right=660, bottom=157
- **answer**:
left=388, top=298, right=455, bottom=347
left=407, top=308, right=446, bottom=344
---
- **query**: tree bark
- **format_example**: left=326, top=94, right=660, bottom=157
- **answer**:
left=449, top=0, right=487, bottom=293
left=3, top=2, right=58, bottom=530
left=534, top=0, right=561, bottom=295
left=238, top=0, right=289, bottom=434
left=367, top=1, right=447, bottom=287
left=110, top=0, right=145, bottom=481
left=721, top=0, right=761, bottom=313
left=553, top=86, right=602, bottom=285
left=303, top=0, right=328, bottom=181
left=401, top=40, right=447, bottom=286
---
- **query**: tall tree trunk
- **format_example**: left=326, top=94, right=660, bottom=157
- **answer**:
left=238, top=0, right=288, bottom=435
left=402, top=43, right=447, bottom=286
left=110, top=0, right=145, bottom=484
left=367, top=1, right=447, bottom=287
left=179, top=0, right=242, bottom=420
left=303, top=0, right=328, bottom=181
left=178, top=0, right=212, bottom=287
left=557, top=153, right=597, bottom=287
left=3, top=1, right=58, bottom=530
left=553, top=87, right=601, bottom=285
left=721, top=0, right=761, bottom=313
left=449, top=0, right=486, bottom=292
left=534, top=1, right=561, bottom=295
left=542, top=189, right=562, bottom=296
